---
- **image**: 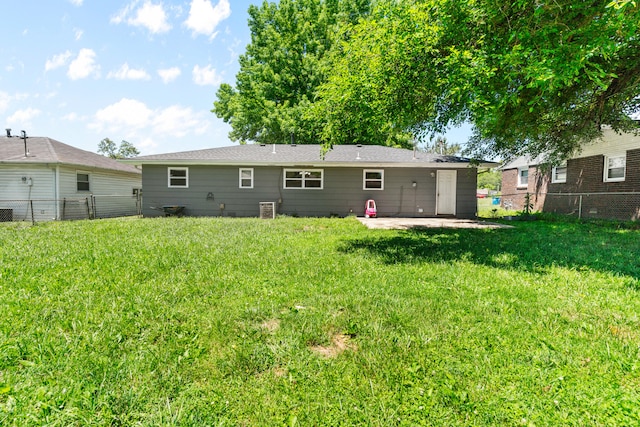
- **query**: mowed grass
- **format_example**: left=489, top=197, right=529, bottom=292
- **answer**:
left=1, top=216, right=640, bottom=426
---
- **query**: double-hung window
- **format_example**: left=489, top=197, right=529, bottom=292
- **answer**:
left=239, top=168, right=254, bottom=188
left=168, top=167, right=188, bottom=188
left=284, top=169, right=323, bottom=189
left=604, top=154, right=626, bottom=182
left=363, top=169, right=384, bottom=190
left=551, top=164, right=567, bottom=183
left=77, top=172, right=90, bottom=192
left=517, top=167, right=529, bottom=188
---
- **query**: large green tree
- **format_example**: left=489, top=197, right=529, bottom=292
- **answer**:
left=213, top=0, right=372, bottom=145
left=97, top=138, right=140, bottom=159
left=316, top=0, right=640, bottom=160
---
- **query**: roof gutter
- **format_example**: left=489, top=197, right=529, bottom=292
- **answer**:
left=122, top=159, right=499, bottom=168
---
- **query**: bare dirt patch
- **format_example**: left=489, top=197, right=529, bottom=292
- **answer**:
left=310, top=333, right=357, bottom=358
left=260, top=319, right=280, bottom=333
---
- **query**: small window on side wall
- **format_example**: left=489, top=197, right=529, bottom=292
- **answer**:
left=239, top=168, right=254, bottom=188
left=604, top=155, right=625, bottom=182
left=517, top=167, right=528, bottom=188
left=363, top=169, right=384, bottom=190
left=77, top=172, right=90, bottom=192
left=168, top=167, right=188, bottom=188
left=551, top=164, right=567, bottom=183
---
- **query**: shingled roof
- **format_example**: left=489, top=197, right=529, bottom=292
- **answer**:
left=0, top=136, right=140, bottom=174
left=128, top=144, right=495, bottom=167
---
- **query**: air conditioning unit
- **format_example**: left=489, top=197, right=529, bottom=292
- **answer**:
left=259, top=202, right=275, bottom=219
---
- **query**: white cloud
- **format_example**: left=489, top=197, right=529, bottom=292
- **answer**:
left=192, top=64, right=222, bottom=86
left=62, top=112, right=80, bottom=121
left=67, top=48, right=100, bottom=80
left=112, top=1, right=171, bottom=34
left=184, top=0, right=231, bottom=39
left=45, top=51, right=72, bottom=72
left=107, top=63, right=151, bottom=81
left=69, top=0, right=83, bottom=5
left=88, top=98, right=211, bottom=145
left=0, top=92, right=9, bottom=113
left=158, top=67, right=181, bottom=83
left=74, top=28, right=84, bottom=41
left=110, top=2, right=133, bottom=25
left=153, top=105, right=209, bottom=137
left=90, top=98, right=152, bottom=132
left=0, top=92, right=30, bottom=115
left=7, top=108, right=41, bottom=126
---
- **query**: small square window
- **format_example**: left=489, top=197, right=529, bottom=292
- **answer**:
left=604, top=155, right=625, bottom=182
left=77, top=173, right=90, bottom=192
left=363, top=169, right=384, bottom=190
left=552, top=164, right=567, bottom=183
left=239, top=168, right=254, bottom=188
left=168, top=167, right=188, bottom=188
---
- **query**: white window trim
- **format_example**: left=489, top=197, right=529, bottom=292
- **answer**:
left=551, top=164, right=567, bottom=184
left=239, top=168, right=254, bottom=189
left=168, top=167, right=189, bottom=188
left=517, top=167, right=529, bottom=188
left=363, top=169, right=384, bottom=190
left=603, top=154, right=626, bottom=182
left=283, top=168, right=324, bottom=190
left=76, top=171, right=90, bottom=192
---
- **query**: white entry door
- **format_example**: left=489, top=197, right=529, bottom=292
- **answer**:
left=436, top=170, right=457, bottom=215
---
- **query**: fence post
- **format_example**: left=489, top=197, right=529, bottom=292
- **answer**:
left=578, top=195, right=582, bottom=219
left=85, top=197, right=90, bottom=219
left=30, top=200, right=35, bottom=225
left=137, top=192, right=142, bottom=216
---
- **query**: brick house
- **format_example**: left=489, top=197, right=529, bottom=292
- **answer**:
left=500, top=128, right=640, bottom=220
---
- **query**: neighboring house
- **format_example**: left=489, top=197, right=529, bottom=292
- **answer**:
left=501, top=128, right=640, bottom=220
left=0, top=133, right=142, bottom=221
left=127, top=144, right=496, bottom=219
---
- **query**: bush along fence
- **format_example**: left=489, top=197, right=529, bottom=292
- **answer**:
left=0, top=194, right=142, bottom=224
left=497, top=191, right=640, bottom=221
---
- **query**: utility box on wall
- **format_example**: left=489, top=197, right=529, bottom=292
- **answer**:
left=259, top=202, right=275, bottom=219
left=0, top=208, right=13, bottom=222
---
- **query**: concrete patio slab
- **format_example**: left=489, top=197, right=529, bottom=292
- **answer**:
left=356, top=217, right=513, bottom=230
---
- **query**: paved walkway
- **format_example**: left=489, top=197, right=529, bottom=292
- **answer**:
left=357, top=217, right=512, bottom=230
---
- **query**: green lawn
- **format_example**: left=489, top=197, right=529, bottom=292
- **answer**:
left=1, top=216, right=639, bottom=425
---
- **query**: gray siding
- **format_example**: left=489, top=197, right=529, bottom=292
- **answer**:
left=142, top=165, right=478, bottom=219
left=456, top=167, right=479, bottom=219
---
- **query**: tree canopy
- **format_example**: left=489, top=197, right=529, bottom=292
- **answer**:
left=316, top=0, right=640, bottom=161
left=97, top=138, right=140, bottom=159
left=214, top=0, right=640, bottom=160
left=213, top=0, right=373, bottom=145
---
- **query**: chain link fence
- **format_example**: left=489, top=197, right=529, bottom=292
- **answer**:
left=0, top=194, right=142, bottom=224
left=496, top=192, right=640, bottom=221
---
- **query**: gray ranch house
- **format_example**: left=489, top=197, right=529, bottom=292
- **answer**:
left=128, top=144, right=495, bottom=219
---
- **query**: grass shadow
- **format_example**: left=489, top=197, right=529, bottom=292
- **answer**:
left=340, top=220, right=640, bottom=283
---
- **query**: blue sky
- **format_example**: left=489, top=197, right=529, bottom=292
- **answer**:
left=1, top=0, right=472, bottom=156
left=1, top=0, right=255, bottom=155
